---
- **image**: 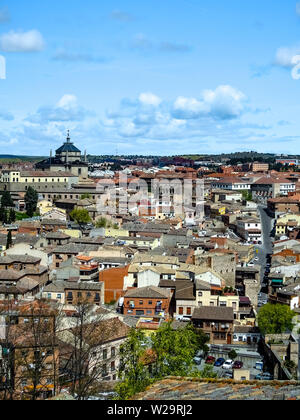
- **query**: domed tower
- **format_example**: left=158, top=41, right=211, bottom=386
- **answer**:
left=55, top=130, right=81, bottom=163
left=35, top=130, right=89, bottom=178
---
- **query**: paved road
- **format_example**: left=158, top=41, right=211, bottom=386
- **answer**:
left=255, top=205, right=274, bottom=296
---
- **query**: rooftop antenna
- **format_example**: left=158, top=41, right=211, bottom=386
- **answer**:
left=66, top=130, right=71, bottom=143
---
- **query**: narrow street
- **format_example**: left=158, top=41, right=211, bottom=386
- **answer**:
left=255, top=205, right=274, bottom=296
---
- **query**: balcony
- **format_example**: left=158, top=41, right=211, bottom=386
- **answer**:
left=211, top=324, right=232, bottom=332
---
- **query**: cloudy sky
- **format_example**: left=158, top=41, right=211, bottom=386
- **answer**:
left=1, top=0, right=300, bottom=156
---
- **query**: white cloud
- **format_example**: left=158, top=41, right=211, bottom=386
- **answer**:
left=275, top=45, right=300, bottom=68
left=173, top=85, right=246, bottom=120
left=0, top=30, right=45, bottom=52
left=203, top=85, right=246, bottom=119
left=297, top=3, right=300, bottom=16
left=27, top=94, right=92, bottom=123
left=174, top=97, right=205, bottom=117
left=57, top=94, right=78, bottom=109
left=139, top=92, right=162, bottom=107
left=119, top=121, right=148, bottom=137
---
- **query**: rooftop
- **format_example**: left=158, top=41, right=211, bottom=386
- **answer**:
left=192, top=306, right=234, bottom=321
left=134, top=377, right=300, bottom=400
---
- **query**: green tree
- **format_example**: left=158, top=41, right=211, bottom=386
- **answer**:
left=80, top=194, right=92, bottom=200
left=1, top=191, right=14, bottom=208
left=2, top=209, right=8, bottom=225
left=70, top=209, right=91, bottom=227
left=151, top=322, right=209, bottom=378
left=8, top=209, right=16, bottom=224
left=95, top=218, right=119, bottom=229
left=197, top=365, right=218, bottom=379
left=24, top=187, right=38, bottom=218
left=115, top=323, right=210, bottom=400
left=6, top=230, right=12, bottom=249
left=258, top=304, right=295, bottom=335
left=0, top=207, right=6, bottom=223
left=228, top=350, right=237, bottom=361
left=95, top=217, right=107, bottom=228
left=241, top=190, right=252, bottom=202
left=115, top=329, right=151, bottom=400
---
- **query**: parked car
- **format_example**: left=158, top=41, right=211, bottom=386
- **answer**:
left=193, top=356, right=202, bottom=365
left=222, top=360, right=234, bottom=370
left=214, top=358, right=225, bottom=367
left=261, top=300, right=268, bottom=305
left=232, top=361, right=243, bottom=369
left=255, top=372, right=274, bottom=381
left=205, top=356, right=216, bottom=365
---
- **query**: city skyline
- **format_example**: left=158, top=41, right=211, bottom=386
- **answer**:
left=1, top=0, right=300, bottom=156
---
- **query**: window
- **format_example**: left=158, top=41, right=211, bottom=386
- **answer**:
left=139, top=300, right=143, bottom=305
left=136, top=310, right=144, bottom=316
left=102, top=364, right=108, bottom=377
left=187, top=307, right=192, bottom=316
left=179, top=307, right=184, bottom=315
left=111, top=361, right=116, bottom=372
left=148, top=301, right=153, bottom=305
left=103, top=349, right=107, bottom=360
left=198, top=291, right=203, bottom=297
left=111, top=347, right=116, bottom=358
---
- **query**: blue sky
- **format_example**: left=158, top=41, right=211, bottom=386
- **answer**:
left=1, top=0, right=300, bottom=156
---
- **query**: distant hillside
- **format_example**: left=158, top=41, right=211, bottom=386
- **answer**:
left=0, top=155, right=45, bottom=163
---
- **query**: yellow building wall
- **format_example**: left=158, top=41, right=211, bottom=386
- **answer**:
left=105, top=228, right=129, bottom=238
left=61, top=229, right=82, bottom=238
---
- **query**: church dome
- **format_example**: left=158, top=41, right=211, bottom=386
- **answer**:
left=56, top=131, right=81, bottom=154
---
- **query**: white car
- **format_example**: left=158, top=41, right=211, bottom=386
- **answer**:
left=222, top=360, right=234, bottom=369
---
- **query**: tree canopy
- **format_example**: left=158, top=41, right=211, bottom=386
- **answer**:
left=258, top=303, right=295, bottom=335
left=1, top=191, right=14, bottom=208
left=115, top=329, right=152, bottom=400
left=151, top=323, right=209, bottom=378
left=70, top=208, right=91, bottom=225
left=24, top=187, right=38, bottom=218
left=115, top=322, right=210, bottom=400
